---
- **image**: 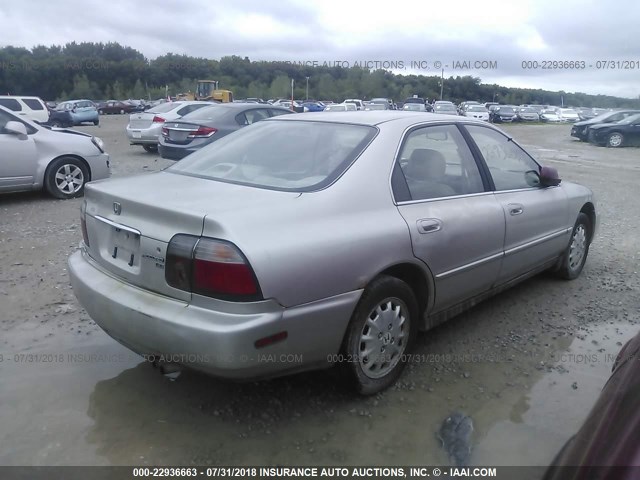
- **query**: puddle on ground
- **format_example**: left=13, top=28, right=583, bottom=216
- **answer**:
left=0, top=321, right=637, bottom=466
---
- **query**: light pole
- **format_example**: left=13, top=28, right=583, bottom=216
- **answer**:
left=493, top=92, right=498, bottom=102
left=305, top=76, right=310, bottom=100
left=440, top=68, right=444, bottom=101
left=290, top=78, right=295, bottom=111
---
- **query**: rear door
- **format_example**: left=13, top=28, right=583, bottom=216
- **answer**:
left=463, top=124, right=570, bottom=284
left=394, top=123, right=505, bottom=313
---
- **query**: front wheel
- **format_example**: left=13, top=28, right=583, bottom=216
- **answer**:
left=607, top=132, right=624, bottom=148
left=555, top=213, right=591, bottom=280
left=45, top=157, right=89, bottom=199
left=341, top=275, right=418, bottom=395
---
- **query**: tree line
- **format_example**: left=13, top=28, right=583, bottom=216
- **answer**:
left=0, top=42, right=638, bottom=108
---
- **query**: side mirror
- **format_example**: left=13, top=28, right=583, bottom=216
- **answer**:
left=5, top=121, right=28, bottom=138
left=540, top=165, right=561, bottom=187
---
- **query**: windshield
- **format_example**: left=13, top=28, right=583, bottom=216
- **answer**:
left=168, top=120, right=377, bottom=191
left=468, top=105, right=487, bottom=112
left=497, top=107, right=515, bottom=113
left=618, top=113, right=640, bottom=124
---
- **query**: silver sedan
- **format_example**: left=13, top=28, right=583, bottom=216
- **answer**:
left=126, top=101, right=214, bottom=152
left=0, top=105, right=110, bottom=199
left=69, top=112, right=596, bottom=394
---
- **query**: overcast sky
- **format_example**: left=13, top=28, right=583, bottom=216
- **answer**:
left=1, top=0, right=638, bottom=98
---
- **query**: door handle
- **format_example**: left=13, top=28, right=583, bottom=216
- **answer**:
left=417, top=218, right=442, bottom=234
left=508, top=203, right=524, bottom=216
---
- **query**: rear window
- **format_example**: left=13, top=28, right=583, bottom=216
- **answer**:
left=149, top=102, right=184, bottom=114
left=0, top=99, right=22, bottom=111
left=22, top=99, right=44, bottom=110
left=168, top=120, right=377, bottom=192
left=181, top=105, right=227, bottom=121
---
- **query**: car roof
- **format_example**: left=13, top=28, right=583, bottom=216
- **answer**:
left=270, top=111, right=491, bottom=128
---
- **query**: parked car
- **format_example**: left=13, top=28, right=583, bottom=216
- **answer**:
left=69, top=111, right=595, bottom=395
left=125, top=100, right=146, bottom=112
left=55, top=100, right=99, bottom=126
left=158, top=104, right=292, bottom=160
left=45, top=109, right=74, bottom=128
left=126, top=101, right=214, bottom=153
left=324, top=103, right=357, bottom=112
left=403, top=103, right=427, bottom=112
left=463, top=104, right=490, bottom=121
left=0, top=95, right=49, bottom=123
left=558, top=108, right=580, bottom=122
left=516, top=107, right=540, bottom=122
left=302, top=102, right=325, bottom=112
left=571, top=110, right=640, bottom=141
left=432, top=102, right=458, bottom=115
left=343, top=99, right=364, bottom=110
left=98, top=100, right=136, bottom=115
left=0, top=105, right=110, bottom=198
left=575, top=107, right=597, bottom=121
left=489, top=105, right=517, bottom=123
left=587, top=113, right=640, bottom=147
left=370, top=98, right=395, bottom=110
left=540, top=108, right=562, bottom=123
left=364, top=103, right=388, bottom=111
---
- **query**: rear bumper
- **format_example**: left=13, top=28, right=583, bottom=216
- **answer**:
left=68, top=249, right=360, bottom=379
left=126, top=124, right=162, bottom=145
left=158, top=143, right=195, bottom=160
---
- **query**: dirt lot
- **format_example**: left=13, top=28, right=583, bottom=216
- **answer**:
left=1, top=116, right=639, bottom=467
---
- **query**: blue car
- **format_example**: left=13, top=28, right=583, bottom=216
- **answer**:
left=302, top=102, right=325, bottom=112
left=55, top=99, right=99, bottom=126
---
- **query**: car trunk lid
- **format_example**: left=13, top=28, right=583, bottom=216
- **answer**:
left=128, top=112, right=156, bottom=129
left=82, top=171, right=298, bottom=300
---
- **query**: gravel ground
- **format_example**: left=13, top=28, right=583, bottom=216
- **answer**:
left=1, top=116, right=639, bottom=467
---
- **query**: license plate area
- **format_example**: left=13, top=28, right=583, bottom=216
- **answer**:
left=132, top=131, right=142, bottom=138
left=168, top=130, right=190, bottom=142
left=111, top=227, right=140, bottom=268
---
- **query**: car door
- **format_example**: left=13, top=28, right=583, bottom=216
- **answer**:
left=463, top=124, right=570, bottom=284
left=625, top=117, right=640, bottom=145
left=393, top=123, right=505, bottom=313
left=0, top=109, right=38, bottom=191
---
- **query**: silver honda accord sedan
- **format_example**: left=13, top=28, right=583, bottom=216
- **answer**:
left=69, top=112, right=596, bottom=394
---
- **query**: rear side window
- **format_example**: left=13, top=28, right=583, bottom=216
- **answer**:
left=22, top=99, right=44, bottom=110
left=177, top=104, right=210, bottom=116
left=395, top=124, right=485, bottom=201
left=0, top=99, right=22, bottom=111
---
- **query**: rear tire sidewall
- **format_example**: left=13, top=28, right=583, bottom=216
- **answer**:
left=607, top=132, right=623, bottom=148
left=45, top=157, right=89, bottom=199
left=143, top=144, right=158, bottom=153
left=342, top=275, right=418, bottom=395
left=557, top=213, right=591, bottom=280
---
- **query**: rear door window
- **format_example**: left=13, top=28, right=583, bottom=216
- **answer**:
left=22, top=99, right=44, bottom=110
left=0, top=99, right=22, bottom=111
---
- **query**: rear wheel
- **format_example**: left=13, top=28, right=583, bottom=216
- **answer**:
left=119, top=109, right=125, bottom=114
left=51, top=120, right=63, bottom=128
left=142, top=144, right=158, bottom=153
left=607, top=132, right=624, bottom=148
left=93, top=119, right=99, bottom=126
left=341, top=275, right=418, bottom=395
left=45, top=157, right=89, bottom=199
left=98, top=109, right=104, bottom=115
left=555, top=213, right=591, bottom=280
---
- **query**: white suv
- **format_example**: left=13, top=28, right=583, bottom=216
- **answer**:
left=344, top=99, right=364, bottom=110
left=0, top=96, right=49, bottom=123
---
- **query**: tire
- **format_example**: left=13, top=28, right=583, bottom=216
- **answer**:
left=98, top=109, right=104, bottom=115
left=93, top=120, right=99, bottom=126
left=607, top=132, right=624, bottom=148
left=51, top=120, right=63, bottom=128
left=119, top=109, right=125, bottom=114
left=555, top=213, right=591, bottom=280
left=44, top=157, right=89, bottom=199
left=341, top=275, right=418, bottom=395
left=142, top=144, right=158, bottom=153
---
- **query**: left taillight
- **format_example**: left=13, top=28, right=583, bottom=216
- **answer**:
left=188, top=126, right=217, bottom=138
left=166, top=235, right=261, bottom=301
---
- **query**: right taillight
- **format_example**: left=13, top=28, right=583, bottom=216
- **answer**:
left=166, top=235, right=261, bottom=301
left=152, top=115, right=165, bottom=123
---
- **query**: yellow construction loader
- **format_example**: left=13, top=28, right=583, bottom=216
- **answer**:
left=176, top=80, right=234, bottom=102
